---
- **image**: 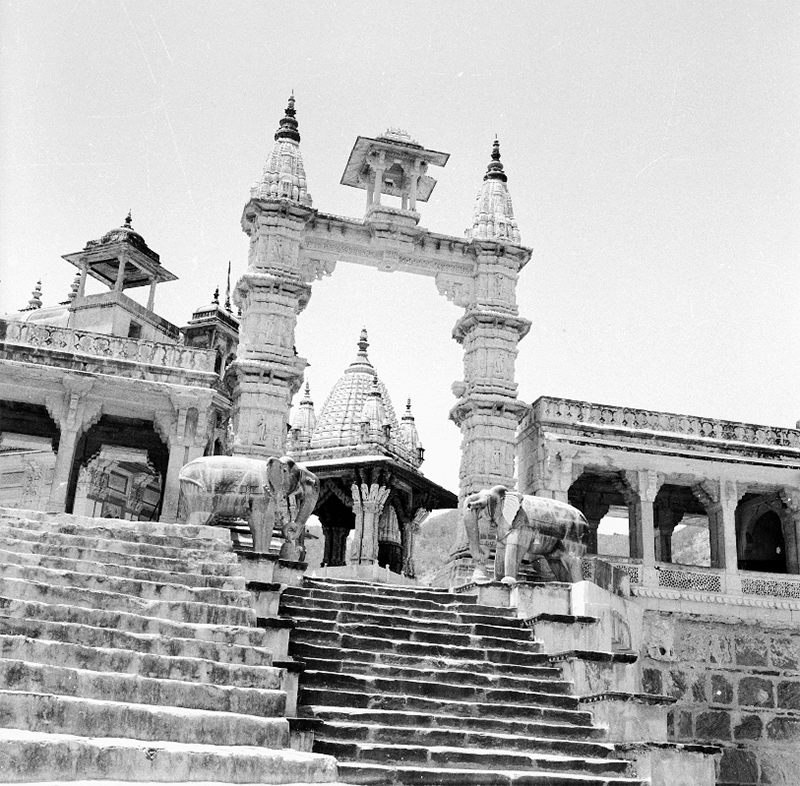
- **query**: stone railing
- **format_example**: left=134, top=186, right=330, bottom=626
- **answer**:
left=533, top=396, right=800, bottom=450
left=3, top=321, right=216, bottom=374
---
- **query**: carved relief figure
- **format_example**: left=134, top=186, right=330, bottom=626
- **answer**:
left=463, top=485, right=588, bottom=584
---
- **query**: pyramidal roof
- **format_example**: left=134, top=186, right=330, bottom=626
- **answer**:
left=467, top=138, right=521, bottom=245
left=291, top=329, right=423, bottom=469
left=251, top=95, right=312, bottom=206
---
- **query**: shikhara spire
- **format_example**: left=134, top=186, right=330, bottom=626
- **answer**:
left=250, top=94, right=312, bottom=206
left=467, top=138, right=521, bottom=245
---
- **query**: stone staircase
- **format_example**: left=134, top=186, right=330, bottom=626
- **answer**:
left=282, top=577, right=651, bottom=786
left=0, top=507, right=339, bottom=784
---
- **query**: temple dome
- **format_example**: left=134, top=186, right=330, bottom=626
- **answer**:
left=251, top=95, right=312, bottom=206
left=296, top=329, right=423, bottom=468
left=466, top=139, right=521, bottom=245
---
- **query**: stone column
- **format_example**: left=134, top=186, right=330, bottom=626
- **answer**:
left=147, top=278, right=157, bottom=311
left=575, top=491, right=610, bottom=555
left=44, top=377, right=102, bottom=513
left=231, top=199, right=316, bottom=459
left=620, top=470, right=661, bottom=568
left=446, top=244, right=531, bottom=500
left=156, top=391, right=213, bottom=522
left=693, top=479, right=740, bottom=573
left=402, top=508, right=430, bottom=578
left=654, top=498, right=684, bottom=563
left=779, top=488, right=800, bottom=574
left=347, top=478, right=391, bottom=566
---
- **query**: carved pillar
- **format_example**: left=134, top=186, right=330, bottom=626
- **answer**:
left=573, top=491, right=610, bottom=555
left=693, top=479, right=740, bottom=572
left=403, top=508, right=430, bottom=578
left=778, top=488, right=800, bottom=574
left=230, top=199, right=316, bottom=459
left=443, top=244, right=531, bottom=500
left=45, top=377, right=102, bottom=513
left=347, top=476, right=391, bottom=566
left=157, top=391, right=212, bottom=522
left=619, top=470, right=661, bottom=567
left=654, top=498, right=684, bottom=563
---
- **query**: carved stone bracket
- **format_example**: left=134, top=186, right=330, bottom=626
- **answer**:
left=44, top=376, right=102, bottom=435
left=435, top=273, right=475, bottom=308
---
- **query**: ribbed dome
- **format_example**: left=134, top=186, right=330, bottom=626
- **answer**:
left=304, top=329, right=422, bottom=468
left=251, top=95, right=312, bottom=206
left=467, top=139, right=521, bottom=245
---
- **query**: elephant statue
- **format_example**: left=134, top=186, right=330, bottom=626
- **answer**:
left=178, top=455, right=320, bottom=560
left=463, top=485, right=588, bottom=585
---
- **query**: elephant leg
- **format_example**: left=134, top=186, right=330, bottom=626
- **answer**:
left=249, top=494, right=275, bottom=554
left=560, top=549, right=585, bottom=583
left=464, top=510, right=490, bottom=583
left=501, top=527, right=535, bottom=585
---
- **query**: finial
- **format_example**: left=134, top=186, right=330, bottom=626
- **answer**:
left=274, top=93, right=301, bottom=143
left=224, top=261, right=232, bottom=311
left=484, top=138, right=507, bottom=183
left=302, top=381, right=312, bottom=401
left=67, top=272, right=81, bottom=302
left=406, top=398, right=412, bottom=411
left=357, top=328, right=369, bottom=356
left=212, top=287, right=219, bottom=305
left=28, top=280, right=43, bottom=309
left=124, top=210, right=132, bottom=228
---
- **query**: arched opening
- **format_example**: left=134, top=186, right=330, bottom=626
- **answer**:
left=741, top=510, right=787, bottom=574
left=377, top=502, right=403, bottom=574
left=568, top=470, right=630, bottom=558
left=317, top=491, right=354, bottom=568
left=654, top=483, right=711, bottom=567
left=65, top=415, right=169, bottom=517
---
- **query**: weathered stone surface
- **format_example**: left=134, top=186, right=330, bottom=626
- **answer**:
left=733, top=714, right=763, bottom=740
left=766, top=716, right=800, bottom=742
left=738, top=676, right=774, bottom=708
left=760, top=749, right=800, bottom=784
left=695, top=710, right=731, bottom=741
left=770, top=636, right=800, bottom=671
left=735, top=635, right=770, bottom=668
left=719, top=747, right=758, bottom=785
left=777, top=680, right=800, bottom=710
left=711, top=673, right=734, bottom=704
left=643, top=668, right=663, bottom=694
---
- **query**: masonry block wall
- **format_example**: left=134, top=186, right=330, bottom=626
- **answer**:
left=640, top=611, right=800, bottom=785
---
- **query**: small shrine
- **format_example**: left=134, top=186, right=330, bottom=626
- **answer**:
left=287, top=329, right=457, bottom=580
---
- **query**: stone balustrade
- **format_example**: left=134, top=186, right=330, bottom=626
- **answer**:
left=3, top=321, right=216, bottom=374
left=583, top=555, right=800, bottom=606
left=533, top=396, right=800, bottom=450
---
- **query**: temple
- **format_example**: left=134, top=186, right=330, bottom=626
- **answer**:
left=0, top=95, right=798, bottom=784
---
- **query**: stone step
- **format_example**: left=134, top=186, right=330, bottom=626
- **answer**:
left=298, top=687, right=591, bottom=726
left=0, top=597, right=268, bottom=648
left=305, top=707, right=607, bottom=741
left=315, top=718, right=616, bottom=760
left=0, top=531, right=240, bottom=576
left=0, top=728, right=338, bottom=783
left=0, top=521, right=239, bottom=567
left=0, top=576, right=255, bottom=627
left=279, top=599, right=532, bottom=638
left=302, top=577, right=479, bottom=605
left=0, top=631, right=282, bottom=687
left=302, top=670, right=574, bottom=706
left=280, top=592, right=526, bottom=628
left=0, top=658, right=287, bottom=716
left=0, top=544, right=247, bottom=591
left=289, top=641, right=559, bottom=679
left=0, top=689, right=290, bottom=747
left=287, top=585, right=509, bottom=617
left=291, top=629, right=547, bottom=666
left=301, top=659, right=571, bottom=695
left=335, top=762, right=647, bottom=785
left=0, top=511, right=231, bottom=551
left=0, top=560, right=252, bottom=608
left=316, top=740, right=632, bottom=778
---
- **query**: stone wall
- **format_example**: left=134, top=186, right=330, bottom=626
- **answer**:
left=640, top=611, right=800, bottom=785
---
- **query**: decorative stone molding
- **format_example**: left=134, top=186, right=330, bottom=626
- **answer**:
left=44, top=377, right=102, bottom=435
left=435, top=274, right=475, bottom=308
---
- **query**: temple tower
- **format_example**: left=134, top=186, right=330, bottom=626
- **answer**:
left=450, top=140, right=530, bottom=498
left=230, top=97, right=316, bottom=457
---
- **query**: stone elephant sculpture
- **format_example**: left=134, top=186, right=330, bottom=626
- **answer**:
left=178, top=455, right=320, bottom=560
left=464, top=485, right=588, bottom=584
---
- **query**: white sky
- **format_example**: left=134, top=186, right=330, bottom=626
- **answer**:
left=1, top=1, right=798, bottom=494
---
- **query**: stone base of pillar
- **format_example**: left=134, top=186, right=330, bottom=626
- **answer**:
left=310, top=563, right=417, bottom=586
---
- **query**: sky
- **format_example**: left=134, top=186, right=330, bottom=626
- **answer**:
left=1, top=0, right=798, bottom=495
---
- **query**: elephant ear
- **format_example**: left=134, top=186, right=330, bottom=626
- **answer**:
left=501, top=491, right=522, bottom=528
left=265, top=457, right=287, bottom=496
